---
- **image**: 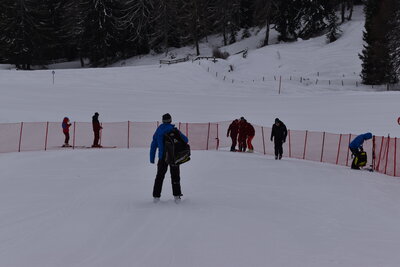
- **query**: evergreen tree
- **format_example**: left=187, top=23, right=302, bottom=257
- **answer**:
left=150, top=0, right=182, bottom=53
left=209, top=0, right=240, bottom=46
left=387, top=3, right=400, bottom=83
left=300, top=0, right=331, bottom=39
left=360, top=0, right=397, bottom=85
left=118, top=0, right=153, bottom=57
left=253, top=0, right=273, bottom=46
left=326, top=8, right=342, bottom=43
left=0, top=0, right=46, bottom=69
left=273, top=0, right=302, bottom=41
left=75, top=0, right=122, bottom=66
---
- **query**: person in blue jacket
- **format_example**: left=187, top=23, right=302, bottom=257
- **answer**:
left=349, top=132, right=372, bottom=169
left=150, top=113, right=188, bottom=202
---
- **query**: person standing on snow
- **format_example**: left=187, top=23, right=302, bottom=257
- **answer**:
left=238, top=117, right=248, bottom=152
left=270, top=118, right=287, bottom=160
left=150, top=113, right=188, bottom=202
left=62, top=117, right=72, bottom=147
left=92, top=112, right=103, bottom=148
left=227, top=119, right=239, bottom=152
left=349, top=132, right=372, bottom=169
left=246, top=121, right=255, bottom=153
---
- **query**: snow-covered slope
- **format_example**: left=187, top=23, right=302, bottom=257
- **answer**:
left=1, top=149, right=400, bottom=267
left=0, top=6, right=399, bottom=135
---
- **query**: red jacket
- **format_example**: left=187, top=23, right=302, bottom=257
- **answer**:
left=62, top=118, right=71, bottom=133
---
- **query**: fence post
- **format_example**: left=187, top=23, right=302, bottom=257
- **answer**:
left=127, top=121, right=130, bottom=149
left=372, top=135, right=376, bottom=171
left=288, top=129, right=291, bottom=158
left=303, top=130, right=308, bottom=160
left=73, top=122, right=76, bottom=149
left=384, top=136, right=390, bottom=175
left=346, top=134, right=351, bottom=166
left=279, top=76, right=282, bottom=94
left=320, top=132, right=326, bottom=162
left=206, top=123, right=211, bottom=150
left=261, top=127, right=266, bottom=155
left=18, top=122, right=24, bottom=152
left=376, top=136, right=385, bottom=171
left=44, top=122, right=49, bottom=151
left=336, top=134, right=343, bottom=165
left=216, top=123, right=219, bottom=150
left=394, top=137, right=397, bottom=176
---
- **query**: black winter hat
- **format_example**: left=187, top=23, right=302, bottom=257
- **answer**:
left=162, top=113, right=172, bottom=123
left=275, top=118, right=280, bottom=123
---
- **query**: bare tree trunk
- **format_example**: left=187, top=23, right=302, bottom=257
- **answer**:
left=341, top=2, right=346, bottom=23
left=347, top=0, right=354, bottom=21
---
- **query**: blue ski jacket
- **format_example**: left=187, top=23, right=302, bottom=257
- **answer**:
left=349, top=132, right=373, bottom=149
left=150, top=123, right=188, bottom=163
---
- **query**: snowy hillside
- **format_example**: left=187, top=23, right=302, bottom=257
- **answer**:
left=0, top=7, right=399, bottom=136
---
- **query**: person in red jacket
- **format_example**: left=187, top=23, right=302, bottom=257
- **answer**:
left=92, top=112, right=103, bottom=148
left=227, top=119, right=239, bottom=151
left=238, top=117, right=248, bottom=152
left=246, top=122, right=255, bottom=153
left=62, top=117, right=72, bottom=147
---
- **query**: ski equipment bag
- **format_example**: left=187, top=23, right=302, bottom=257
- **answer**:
left=164, top=128, right=191, bottom=166
left=354, top=151, right=367, bottom=167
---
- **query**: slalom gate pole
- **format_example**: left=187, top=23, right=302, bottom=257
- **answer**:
left=44, top=122, right=49, bottom=151
left=336, top=134, right=342, bottom=165
left=18, top=122, right=23, bottom=152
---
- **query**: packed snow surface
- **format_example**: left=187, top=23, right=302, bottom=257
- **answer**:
left=1, top=149, right=400, bottom=267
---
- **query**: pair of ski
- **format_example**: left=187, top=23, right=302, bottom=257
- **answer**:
left=59, top=145, right=117, bottom=149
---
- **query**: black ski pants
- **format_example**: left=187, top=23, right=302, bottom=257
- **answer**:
left=230, top=135, right=238, bottom=151
left=153, top=159, right=182, bottom=198
left=64, top=132, right=70, bottom=144
left=93, top=131, right=100, bottom=146
left=274, top=139, right=284, bottom=157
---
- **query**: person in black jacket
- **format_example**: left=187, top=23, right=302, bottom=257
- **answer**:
left=92, top=112, right=103, bottom=147
left=227, top=119, right=239, bottom=151
left=270, top=118, right=287, bottom=160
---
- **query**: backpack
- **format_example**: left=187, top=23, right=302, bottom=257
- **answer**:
left=354, top=151, right=367, bottom=167
left=164, top=128, right=191, bottom=166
